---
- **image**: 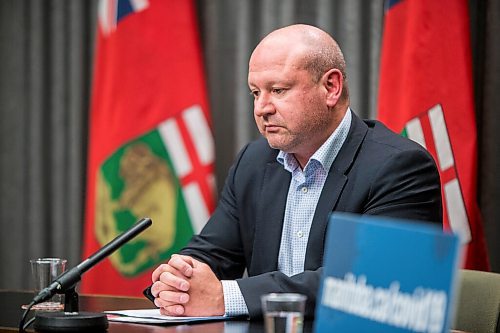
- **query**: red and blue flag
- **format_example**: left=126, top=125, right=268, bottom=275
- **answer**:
left=377, top=0, right=489, bottom=270
left=82, top=0, right=215, bottom=296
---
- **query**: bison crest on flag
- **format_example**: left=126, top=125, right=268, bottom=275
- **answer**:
left=94, top=105, right=213, bottom=277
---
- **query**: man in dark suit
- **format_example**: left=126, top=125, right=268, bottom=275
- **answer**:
left=147, top=24, right=442, bottom=319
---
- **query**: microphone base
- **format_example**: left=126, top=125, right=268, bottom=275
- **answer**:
left=33, top=311, right=108, bottom=332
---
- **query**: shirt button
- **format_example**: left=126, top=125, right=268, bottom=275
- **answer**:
left=297, top=230, right=304, bottom=238
left=301, top=187, right=308, bottom=193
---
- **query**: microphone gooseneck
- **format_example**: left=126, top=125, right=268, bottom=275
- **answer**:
left=31, top=217, right=152, bottom=305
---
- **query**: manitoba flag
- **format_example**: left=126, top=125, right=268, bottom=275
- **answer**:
left=377, top=0, right=489, bottom=270
left=82, top=0, right=216, bottom=295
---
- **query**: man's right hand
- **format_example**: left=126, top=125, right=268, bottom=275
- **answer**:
left=150, top=254, right=194, bottom=315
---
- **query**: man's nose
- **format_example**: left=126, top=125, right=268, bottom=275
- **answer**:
left=254, top=93, right=275, bottom=117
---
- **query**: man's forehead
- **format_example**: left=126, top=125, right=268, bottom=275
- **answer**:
left=249, top=41, right=308, bottom=71
left=247, top=62, right=310, bottom=88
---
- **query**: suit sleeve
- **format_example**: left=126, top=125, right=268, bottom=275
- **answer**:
left=363, top=148, right=442, bottom=223
left=237, top=268, right=322, bottom=319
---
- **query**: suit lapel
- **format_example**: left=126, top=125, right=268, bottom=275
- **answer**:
left=305, top=112, right=369, bottom=268
left=250, top=161, right=291, bottom=275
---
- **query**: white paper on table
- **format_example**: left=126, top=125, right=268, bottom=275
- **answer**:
left=105, top=308, right=230, bottom=325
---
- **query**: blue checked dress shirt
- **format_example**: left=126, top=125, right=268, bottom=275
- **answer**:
left=221, top=109, right=352, bottom=316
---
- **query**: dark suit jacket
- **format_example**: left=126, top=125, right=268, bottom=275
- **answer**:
left=179, top=111, right=442, bottom=319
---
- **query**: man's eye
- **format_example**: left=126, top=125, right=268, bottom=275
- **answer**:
left=250, top=90, right=260, bottom=98
left=272, top=88, right=285, bottom=94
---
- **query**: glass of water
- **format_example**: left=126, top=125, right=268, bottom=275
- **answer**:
left=261, top=293, right=307, bottom=333
left=29, top=258, right=67, bottom=310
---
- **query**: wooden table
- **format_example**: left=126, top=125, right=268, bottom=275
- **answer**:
left=0, top=290, right=280, bottom=332
left=0, top=290, right=469, bottom=333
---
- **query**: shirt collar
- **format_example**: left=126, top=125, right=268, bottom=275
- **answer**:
left=277, top=108, right=352, bottom=174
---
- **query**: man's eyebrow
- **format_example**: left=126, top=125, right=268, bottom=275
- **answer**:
left=248, top=79, right=286, bottom=88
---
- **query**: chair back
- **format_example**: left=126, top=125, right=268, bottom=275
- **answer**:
left=452, top=269, right=500, bottom=333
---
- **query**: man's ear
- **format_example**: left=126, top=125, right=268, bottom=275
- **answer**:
left=323, top=68, right=343, bottom=108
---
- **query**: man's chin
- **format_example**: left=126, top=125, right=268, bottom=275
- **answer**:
left=265, top=138, right=291, bottom=152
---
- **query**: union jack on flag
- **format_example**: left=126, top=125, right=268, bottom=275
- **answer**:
left=98, top=0, right=149, bottom=35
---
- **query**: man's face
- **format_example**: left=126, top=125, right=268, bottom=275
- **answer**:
left=248, top=44, right=334, bottom=159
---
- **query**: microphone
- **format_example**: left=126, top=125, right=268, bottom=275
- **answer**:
left=32, top=217, right=153, bottom=305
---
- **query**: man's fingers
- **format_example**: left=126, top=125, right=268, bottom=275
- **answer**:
left=159, top=271, right=190, bottom=291
left=150, top=274, right=189, bottom=299
left=151, top=263, right=171, bottom=283
left=150, top=280, right=170, bottom=298
left=151, top=255, right=194, bottom=284
left=168, top=254, right=194, bottom=277
left=160, top=305, right=185, bottom=316
left=155, top=290, right=189, bottom=307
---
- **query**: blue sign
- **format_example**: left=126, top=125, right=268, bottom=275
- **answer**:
left=314, top=213, right=462, bottom=333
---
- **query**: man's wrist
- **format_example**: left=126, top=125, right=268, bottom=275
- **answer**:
left=221, top=280, right=249, bottom=317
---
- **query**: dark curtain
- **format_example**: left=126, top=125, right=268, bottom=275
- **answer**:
left=477, top=0, right=500, bottom=273
left=0, top=0, right=498, bottom=292
left=0, top=0, right=97, bottom=290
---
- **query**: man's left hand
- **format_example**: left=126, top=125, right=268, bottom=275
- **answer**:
left=159, top=257, right=225, bottom=317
